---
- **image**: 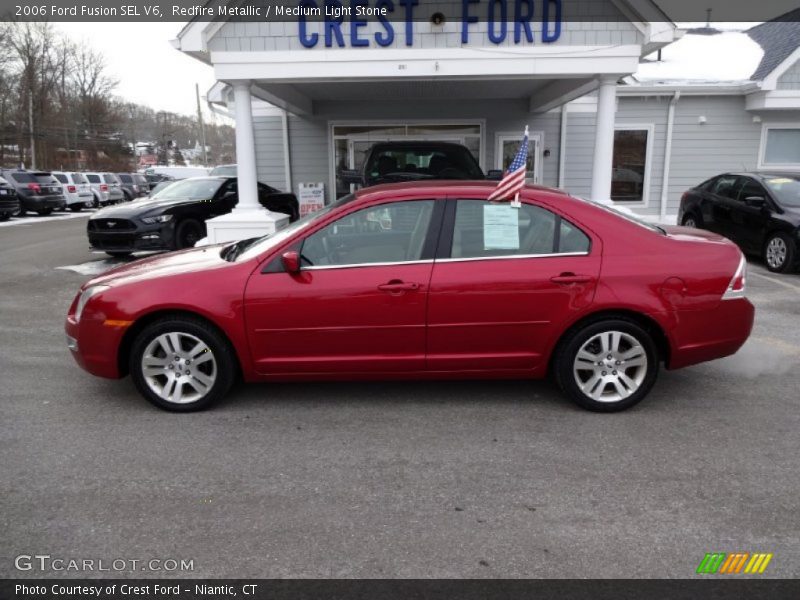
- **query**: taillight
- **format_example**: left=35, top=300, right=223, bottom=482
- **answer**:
left=68, top=185, right=76, bottom=193
left=722, top=254, right=746, bottom=300
left=27, top=183, right=41, bottom=194
left=100, top=184, right=108, bottom=192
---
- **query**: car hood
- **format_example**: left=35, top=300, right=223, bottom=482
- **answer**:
left=87, top=244, right=231, bottom=288
left=90, top=196, right=204, bottom=219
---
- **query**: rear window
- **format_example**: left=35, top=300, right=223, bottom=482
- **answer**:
left=53, top=173, right=68, bottom=183
left=86, top=174, right=100, bottom=183
left=118, top=174, right=132, bottom=183
left=11, top=172, right=57, bottom=184
left=103, top=174, right=117, bottom=183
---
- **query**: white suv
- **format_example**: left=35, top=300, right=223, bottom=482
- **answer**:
left=52, top=171, right=94, bottom=212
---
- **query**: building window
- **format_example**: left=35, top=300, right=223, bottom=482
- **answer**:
left=611, top=128, right=651, bottom=203
left=763, top=128, right=800, bottom=167
left=495, top=133, right=541, bottom=184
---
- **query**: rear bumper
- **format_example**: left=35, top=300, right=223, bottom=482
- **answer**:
left=20, top=195, right=65, bottom=210
left=667, top=298, right=755, bottom=369
left=65, top=193, right=94, bottom=206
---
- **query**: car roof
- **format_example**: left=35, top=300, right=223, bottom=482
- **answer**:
left=353, top=180, right=571, bottom=202
left=369, top=141, right=472, bottom=150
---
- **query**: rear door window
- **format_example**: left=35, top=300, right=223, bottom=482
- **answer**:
left=449, top=200, right=588, bottom=259
left=711, top=176, right=742, bottom=200
left=53, top=174, right=68, bottom=183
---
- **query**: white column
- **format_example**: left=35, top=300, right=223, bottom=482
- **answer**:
left=233, top=81, right=259, bottom=210
left=200, top=81, right=290, bottom=245
left=590, top=76, right=618, bottom=203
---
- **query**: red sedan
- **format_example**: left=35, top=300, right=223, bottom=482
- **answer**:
left=65, top=182, right=754, bottom=412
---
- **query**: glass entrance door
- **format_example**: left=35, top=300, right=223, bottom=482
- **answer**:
left=496, top=133, right=542, bottom=184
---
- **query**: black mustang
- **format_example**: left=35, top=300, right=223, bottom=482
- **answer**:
left=87, top=177, right=299, bottom=257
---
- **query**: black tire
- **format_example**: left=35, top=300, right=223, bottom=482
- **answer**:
left=129, top=316, right=236, bottom=412
left=106, top=251, right=132, bottom=258
left=553, top=318, right=659, bottom=413
left=13, top=206, right=25, bottom=217
left=69, top=204, right=83, bottom=212
left=36, top=208, right=53, bottom=216
left=175, top=218, right=204, bottom=250
left=0, top=212, right=10, bottom=221
left=763, top=232, right=795, bottom=273
left=123, top=191, right=133, bottom=202
left=681, top=212, right=701, bottom=228
left=92, top=195, right=100, bottom=209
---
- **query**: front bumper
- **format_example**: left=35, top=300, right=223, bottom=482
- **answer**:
left=88, top=221, right=175, bottom=252
left=65, top=313, right=126, bottom=379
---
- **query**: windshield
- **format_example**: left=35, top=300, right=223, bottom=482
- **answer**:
left=574, top=196, right=666, bottom=235
left=763, top=175, right=800, bottom=208
left=232, top=193, right=357, bottom=262
left=366, top=146, right=484, bottom=182
left=151, top=178, right=224, bottom=201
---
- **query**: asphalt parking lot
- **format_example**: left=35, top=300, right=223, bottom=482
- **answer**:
left=1, top=213, right=799, bottom=579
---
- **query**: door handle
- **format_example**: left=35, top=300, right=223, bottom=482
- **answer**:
left=550, top=272, right=594, bottom=285
left=378, top=280, right=420, bottom=293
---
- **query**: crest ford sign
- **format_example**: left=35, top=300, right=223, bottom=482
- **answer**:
left=296, top=0, right=563, bottom=48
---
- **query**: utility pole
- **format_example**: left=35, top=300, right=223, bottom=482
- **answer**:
left=196, top=83, right=208, bottom=167
left=28, top=94, right=36, bottom=170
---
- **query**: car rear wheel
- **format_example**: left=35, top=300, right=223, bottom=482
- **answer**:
left=764, top=232, right=795, bottom=273
left=554, top=318, right=659, bottom=412
left=36, top=208, right=53, bottom=216
left=69, top=204, right=83, bottom=212
left=681, top=213, right=700, bottom=228
left=130, top=317, right=236, bottom=412
left=106, top=251, right=132, bottom=259
left=175, top=218, right=204, bottom=249
left=13, top=206, right=25, bottom=217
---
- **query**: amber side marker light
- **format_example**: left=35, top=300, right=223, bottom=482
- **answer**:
left=103, top=319, right=133, bottom=328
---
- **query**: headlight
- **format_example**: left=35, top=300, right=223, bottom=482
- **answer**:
left=75, top=285, right=110, bottom=322
left=141, top=214, right=173, bottom=224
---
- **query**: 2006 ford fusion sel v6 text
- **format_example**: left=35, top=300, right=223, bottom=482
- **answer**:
left=65, top=181, right=754, bottom=413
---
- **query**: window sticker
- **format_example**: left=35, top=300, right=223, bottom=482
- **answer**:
left=483, top=205, right=520, bottom=250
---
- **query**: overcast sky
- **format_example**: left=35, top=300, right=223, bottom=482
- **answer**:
left=56, top=21, right=761, bottom=118
left=56, top=22, right=218, bottom=119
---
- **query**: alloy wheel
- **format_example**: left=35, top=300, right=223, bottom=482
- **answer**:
left=140, top=332, right=217, bottom=404
left=572, top=331, right=648, bottom=403
left=766, top=237, right=787, bottom=270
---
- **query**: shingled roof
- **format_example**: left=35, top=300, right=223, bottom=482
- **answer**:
left=747, top=9, right=800, bottom=81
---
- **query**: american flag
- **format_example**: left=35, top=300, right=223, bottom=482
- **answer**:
left=488, top=126, right=529, bottom=202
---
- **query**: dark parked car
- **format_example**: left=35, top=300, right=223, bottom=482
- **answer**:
left=117, top=173, right=150, bottom=200
left=209, top=164, right=237, bottom=177
left=678, top=172, right=800, bottom=273
left=0, top=169, right=65, bottom=216
left=339, top=141, right=494, bottom=189
left=87, top=176, right=299, bottom=257
left=0, top=175, right=20, bottom=220
left=145, top=172, right=176, bottom=191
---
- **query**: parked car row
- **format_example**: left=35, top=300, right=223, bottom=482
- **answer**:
left=0, top=169, right=152, bottom=217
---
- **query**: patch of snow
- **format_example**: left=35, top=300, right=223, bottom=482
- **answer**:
left=635, top=32, right=764, bottom=84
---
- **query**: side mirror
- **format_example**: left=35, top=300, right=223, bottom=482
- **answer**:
left=486, top=169, right=504, bottom=181
left=744, top=196, right=766, bottom=209
left=281, top=250, right=301, bottom=274
left=339, top=169, right=362, bottom=185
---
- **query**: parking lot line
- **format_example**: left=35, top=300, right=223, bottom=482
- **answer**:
left=748, top=270, right=800, bottom=294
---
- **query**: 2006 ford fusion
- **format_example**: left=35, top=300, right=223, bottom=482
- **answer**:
left=66, top=181, right=754, bottom=412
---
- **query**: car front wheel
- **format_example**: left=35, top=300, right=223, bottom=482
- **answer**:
left=37, top=208, right=53, bottom=216
left=554, top=318, right=659, bottom=412
left=681, top=213, right=700, bottom=228
left=764, top=232, right=795, bottom=273
left=130, top=317, right=236, bottom=411
left=175, top=218, right=204, bottom=249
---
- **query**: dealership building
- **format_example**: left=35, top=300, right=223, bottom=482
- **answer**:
left=174, top=1, right=800, bottom=237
